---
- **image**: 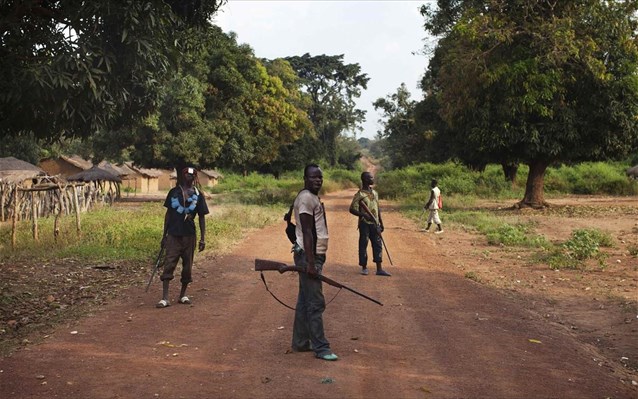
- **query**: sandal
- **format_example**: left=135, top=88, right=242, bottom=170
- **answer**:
left=156, top=299, right=170, bottom=308
left=178, top=296, right=191, bottom=304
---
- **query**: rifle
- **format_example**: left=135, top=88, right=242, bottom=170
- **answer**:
left=255, top=259, right=383, bottom=306
left=358, top=200, right=394, bottom=265
left=145, top=246, right=165, bottom=292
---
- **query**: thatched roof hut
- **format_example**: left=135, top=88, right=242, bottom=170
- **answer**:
left=0, top=157, right=46, bottom=184
left=67, top=165, right=122, bottom=183
left=97, top=161, right=131, bottom=179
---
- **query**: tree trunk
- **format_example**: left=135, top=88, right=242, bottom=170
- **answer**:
left=519, top=159, right=550, bottom=208
left=501, top=162, right=518, bottom=184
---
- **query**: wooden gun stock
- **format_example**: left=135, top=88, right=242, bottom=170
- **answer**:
left=254, top=259, right=302, bottom=274
left=255, top=259, right=383, bottom=306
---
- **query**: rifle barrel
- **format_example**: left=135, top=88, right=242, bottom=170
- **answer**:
left=145, top=247, right=165, bottom=292
left=256, top=259, right=383, bottom=306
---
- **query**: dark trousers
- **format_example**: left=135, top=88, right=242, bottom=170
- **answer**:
left=358, top=221, right=382, bottom=267
left=291, top=251, right=331, bottom=357
left=160, top=235, right=196, bottom=284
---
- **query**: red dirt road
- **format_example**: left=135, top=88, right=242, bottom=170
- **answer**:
left=0, top=190, right=635, bottom=398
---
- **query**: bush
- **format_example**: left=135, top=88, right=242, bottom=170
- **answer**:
left=211, top=167, right=362, bottom=206
left=381, top=161, right=637, bottom=201
left=547, top=162, right=637, bottom=195
left=541, top=228, right=613, bottom=270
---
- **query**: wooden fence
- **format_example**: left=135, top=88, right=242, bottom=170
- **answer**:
left=0, top=180, right=120, bottom=247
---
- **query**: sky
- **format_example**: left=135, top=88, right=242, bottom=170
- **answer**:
left=213, top=0, right=435, bottom=139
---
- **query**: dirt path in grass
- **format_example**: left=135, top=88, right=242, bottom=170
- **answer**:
left=0, top=190, right=636, bottom=398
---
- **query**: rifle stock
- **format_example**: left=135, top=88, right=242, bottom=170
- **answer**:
left=254, top=259, right=302, bottom=274
left=254, top=259, right=383, bottom=306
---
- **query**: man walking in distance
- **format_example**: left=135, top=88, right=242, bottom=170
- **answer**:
left=349, top=172, right=391, bottom=277
left=423, top=178, right=443, bottom=234
left=291, top=164, right=338, bottom=361
left=156, top=167, right=209, bottom=308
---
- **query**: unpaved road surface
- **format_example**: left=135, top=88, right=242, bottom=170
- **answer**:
left=0, top=190, right=636, bottom=398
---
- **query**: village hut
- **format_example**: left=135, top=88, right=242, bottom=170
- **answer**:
left=627, top=165, right=638, bottom=179
left=67, top=165, right=122, bottom=183
left=0, top=157, right=46, bottom=186
left=97, top=160, right=130, bottom=180
left=67, top=165, right=122, bottom=206
left=199, top=169, right=224, bottom=188
left=121, top=162, right=164, bottom=193
left=39, top=155, right=93, bottom=178
left=169, top=168, right=223, bottom=188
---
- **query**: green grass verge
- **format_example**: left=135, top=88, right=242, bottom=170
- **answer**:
left=0, top=202, right=284, bottom=264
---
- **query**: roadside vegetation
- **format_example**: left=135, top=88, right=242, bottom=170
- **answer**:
left=210, top=167, right=361, bottom=205
left=382, top=161, right=637, bottom=271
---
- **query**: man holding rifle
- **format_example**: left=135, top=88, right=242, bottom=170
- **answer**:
left=289, top=164, right=338, bottom=361
left=349, top=172, right=391, bottom=277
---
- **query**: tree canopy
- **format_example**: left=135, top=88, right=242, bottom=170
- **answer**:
left=0, top=0, right=226, bottom=143
left=419, top=0, right=638, bottom=207
left=88, top=27, right=314, bottom=172
left=285, top=53, right=369, bottom=166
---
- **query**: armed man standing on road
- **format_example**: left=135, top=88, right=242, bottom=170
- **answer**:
left=349, top=172, right=391, bottom=277
left=290, top=164, right=338, bottom=361
left=156, top=167, right=209, bottom=308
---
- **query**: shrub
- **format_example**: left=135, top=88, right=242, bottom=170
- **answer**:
left=541, top=228, right=613, bottom=270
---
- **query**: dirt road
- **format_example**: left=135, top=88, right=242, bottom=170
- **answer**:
left=0, top=190, right=635, bottom=398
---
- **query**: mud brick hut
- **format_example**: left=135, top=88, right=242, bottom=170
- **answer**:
left=39, top=155, right=93, bottom=179
left=122, top=162, right=165, bottom=193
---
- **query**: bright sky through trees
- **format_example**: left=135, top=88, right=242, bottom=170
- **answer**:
left=214, top=0, right=432, bottom=139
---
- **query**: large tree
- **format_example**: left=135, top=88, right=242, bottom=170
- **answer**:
left=373, top=83, right=441, bottom=168
left=0, top=0, right=225, bottom=142
left=421, top=0, right=638, bottom=207
left=285, top=53, right=370, bottom=166
left=90, top=27, right=313, bottom=173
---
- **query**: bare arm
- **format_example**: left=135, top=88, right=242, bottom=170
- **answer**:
left=299, top=212, right=317, bottom=275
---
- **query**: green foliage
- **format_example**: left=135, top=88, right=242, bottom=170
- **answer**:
left=542, top=228, right=613, bottom=270
left=285, top=53, right=370, bottom=166
left=373, top=84, right=436, bottom=168
left=0, top=202, right=281, bottom=263
left=0, top=1, right=225, bottom=141
left=92, top=27, right=314, bottom=172
left=0, top=133, right=42, bottom=164
left=377, top=162, right=513, bottom=199
left=419, top=0, right=638, bottom=205
left=545, top=162, right=638, bottom=195
left=445, top=211, right=549, bottom=249
left=210, top=167, right=360, bottom=205
left=379, top=161, right=637, bottom=200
